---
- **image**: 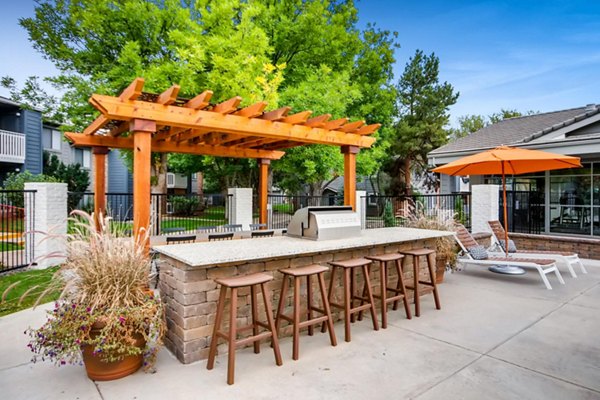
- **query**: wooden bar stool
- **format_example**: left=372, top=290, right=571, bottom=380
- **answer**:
left=322, top=258, right=379, bottom=342
left=401, top=249, right=441, bottom=317
left=364, top=253, right=412, bottom=328
left=275, top=264, right=337, bottom=360
left=207, top=272, right=282, bottom=385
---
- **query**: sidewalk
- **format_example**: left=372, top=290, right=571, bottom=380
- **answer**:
left=1, top=260, right=599, bottom=400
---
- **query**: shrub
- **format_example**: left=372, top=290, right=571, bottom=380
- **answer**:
left=171, top=196, right=200, bottom=216
left=382, top=200, right=396, bottom=227
left=1, top=171, right=58, bottom=207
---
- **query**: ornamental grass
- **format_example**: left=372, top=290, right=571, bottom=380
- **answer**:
left=24, top=210, right=165, bottom=371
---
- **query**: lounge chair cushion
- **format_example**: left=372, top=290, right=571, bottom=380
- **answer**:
left=498, top=239, right=517, bottom=253
left=468, top=245, right=488, bottom=260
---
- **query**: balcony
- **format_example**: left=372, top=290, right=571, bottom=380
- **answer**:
left=0, top=129, right=25, bottom=164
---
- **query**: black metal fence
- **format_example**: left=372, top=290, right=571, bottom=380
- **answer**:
left=500, top=190, right=544, bottom=234
left=68, top=192, right=232, bottom=236
left=362, top=193, right=471, bottom=230
left=267, top=194, right=344, bottom=229
left=0, top=190, right=36, bottom=272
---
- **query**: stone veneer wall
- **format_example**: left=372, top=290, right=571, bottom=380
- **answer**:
left=158, top=238, right=437, bottom=364
left=509, top=233, right=600, bottom=260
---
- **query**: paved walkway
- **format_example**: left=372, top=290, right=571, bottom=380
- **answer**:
left=1, top=260, right=599, bottom=399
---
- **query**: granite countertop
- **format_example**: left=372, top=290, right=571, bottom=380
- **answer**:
left=152, top=227, right=453, bottom=268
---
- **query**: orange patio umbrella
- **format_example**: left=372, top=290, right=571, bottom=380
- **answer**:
left=432, top=146, right=581, bottom=258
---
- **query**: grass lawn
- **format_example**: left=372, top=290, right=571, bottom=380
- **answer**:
left=273, top=203, right=294, bottom=214
left=0, top=266, right=61, bottom=316
left=0, top=241, right=24, bottom=252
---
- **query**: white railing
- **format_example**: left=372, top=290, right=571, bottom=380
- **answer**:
left=0, top=129, right=26, bottom=164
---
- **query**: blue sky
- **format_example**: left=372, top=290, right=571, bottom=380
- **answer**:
left=1, top=0, right=599, bottom=124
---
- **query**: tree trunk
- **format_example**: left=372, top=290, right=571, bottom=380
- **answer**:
left=403, top=157, right=412, bottom=195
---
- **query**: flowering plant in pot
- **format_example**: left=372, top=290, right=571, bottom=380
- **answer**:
left=26, top=211, right=165, bottom=380
left=406, top=202, right=458, bottom=283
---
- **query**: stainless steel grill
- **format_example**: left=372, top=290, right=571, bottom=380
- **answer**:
left=286, top=206, right=361, bottom=240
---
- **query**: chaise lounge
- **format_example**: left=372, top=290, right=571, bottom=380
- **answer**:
left=454, top=224, right=565, bottom=290
left=487, top=220, right=587, bottom=278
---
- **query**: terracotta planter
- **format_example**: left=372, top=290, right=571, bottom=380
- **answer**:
left=435, top=256, right=447, bottom=284
left=81, top=324, right=146, bottom=381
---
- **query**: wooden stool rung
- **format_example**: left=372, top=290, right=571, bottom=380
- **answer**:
left=236, top=331, right=273, bottom=348
left=278, top=314, right=294, bottom=323
left=297, top=315, right=329, bottom=329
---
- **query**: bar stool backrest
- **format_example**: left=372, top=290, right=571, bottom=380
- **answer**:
left=166, top=235, right=196, bottom=244
left=221, top=224, right=243, bottom=232
left=251, top=230, right=274, bottom=238
left=209, top=232, right=235, bottom=241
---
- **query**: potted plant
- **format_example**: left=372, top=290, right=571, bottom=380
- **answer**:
left=26, top=211, right=165, bottom=381
left=406, top=204, right=458, bottom=283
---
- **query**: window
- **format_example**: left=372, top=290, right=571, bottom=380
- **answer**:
left=43, top=128, right=62, bottom=151
left=75, top=149, right=91, bottom=169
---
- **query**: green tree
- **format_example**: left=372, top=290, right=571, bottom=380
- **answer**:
left=43, top=152, right=90, bottom=210
left=450, top=114, right=486, bottom=139
left=388, top=50, right=458, bottom=195
left=0, top=76, right=66, bottom=123
left=1, top=171, right=59, bottom=208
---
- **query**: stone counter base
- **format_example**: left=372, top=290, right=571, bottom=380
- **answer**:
left=158, top=238, right=438, bottom=364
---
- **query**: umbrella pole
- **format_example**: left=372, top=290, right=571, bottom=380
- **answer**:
left=502, top=164, right=509, bottom=257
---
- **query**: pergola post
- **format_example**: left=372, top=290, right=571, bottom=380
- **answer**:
left=342, top=146, right=359, bottom=210
left=92, top=147, right=109, bottom=231
left=131, top=119, right=156, bottom=253
left=258, top=158, right=270, bottom=227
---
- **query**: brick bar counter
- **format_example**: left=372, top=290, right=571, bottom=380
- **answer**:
left=153, top=227, right=453, bottom=364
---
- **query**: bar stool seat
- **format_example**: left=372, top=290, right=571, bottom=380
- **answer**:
left=216, top=273, right=273, bottom=288
left=207, top=272, right=282, bottom=385
left=280, top=264, right=328, bottom=277
left=324, top=257, right=379, bottom=342
left=401, top=248, right=441, bottom=317
left=365, top=253, right=411, bottom=328
left=276, top=264, right=337, bottom=360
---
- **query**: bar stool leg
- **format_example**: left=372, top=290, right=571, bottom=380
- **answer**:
left=261, top=282, right=283, bottom=366
left=427, top=253, right=442, bottom=310
left=395, top=258, right=412, bottom=319
left=227, top=287, right=238, bottom=385
left=343, top=267, right=352, bottom=342
left=292, top=276, right=301, bottom=360
left=275, top=275, right=289, bottom=336
left=317, top=272, right=337, bottom=346
left=380, top=261, right=388, bottom=329
left=322, top=266, right=337, bottom=333
left=413, top=256, right=421, bottom=317
left=307, top=274, right=314, bottom=336
left=207, top=285, right=227, bottom=370
left=362, top=264, right=380, bottom=331
left=251, top=285, right=260, bottom=354
left=350, top=266, right=357, bottom=323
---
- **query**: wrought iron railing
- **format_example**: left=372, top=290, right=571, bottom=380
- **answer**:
left=0, top=190, right=36, bottom=272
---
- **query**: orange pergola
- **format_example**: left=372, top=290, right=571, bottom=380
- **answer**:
left=66, top=78, right=379, bottom=247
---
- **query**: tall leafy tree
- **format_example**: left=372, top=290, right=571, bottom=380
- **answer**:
left=388, top=50, right=458, bottom=194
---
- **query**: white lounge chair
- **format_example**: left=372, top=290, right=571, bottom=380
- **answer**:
left=487, top=220, right=587, bottom=278
left=454, top=225, right=565, bottom=290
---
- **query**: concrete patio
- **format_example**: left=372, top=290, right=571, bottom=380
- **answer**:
left=1, top=260, right=599, bottom=400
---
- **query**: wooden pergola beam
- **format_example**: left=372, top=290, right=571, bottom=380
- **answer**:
left=118, top=77, right=145, bottom=101
left=339, top=120, right=365, bottom=133
left=64, top=132, right=285, bottom=159
left=89, top=95, right=376, bottom=148
left=235, top=101, right=268, bottom=118
left=212, top=96, right=242, bottom=114
left=281, top=111, right=312, bottom=125
left=323, top=118, right=349, bottom=130
left=184, top=90, right=213, bottom=110
left=304, top=114, right=331, bottom=128
left=261, top=106, right=291, bottom=121
left=83, top=116, right=109, bottom=135
left=355, top=123, right=381, bottom=136
left=156, top=84, right=181, bottom=105
left=108, top=122, right=130, bottom=137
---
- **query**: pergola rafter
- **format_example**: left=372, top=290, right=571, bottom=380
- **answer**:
left=66, top=78, right=380, bottom=249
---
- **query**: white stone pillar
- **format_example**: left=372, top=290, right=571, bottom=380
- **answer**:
left=227, top=188, right=253, bottom=231
left=471, top=184, right=500, bottom=234
left=356, top=190, right=366, bottom=229
left=24, top=182, right=68, bottom=269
